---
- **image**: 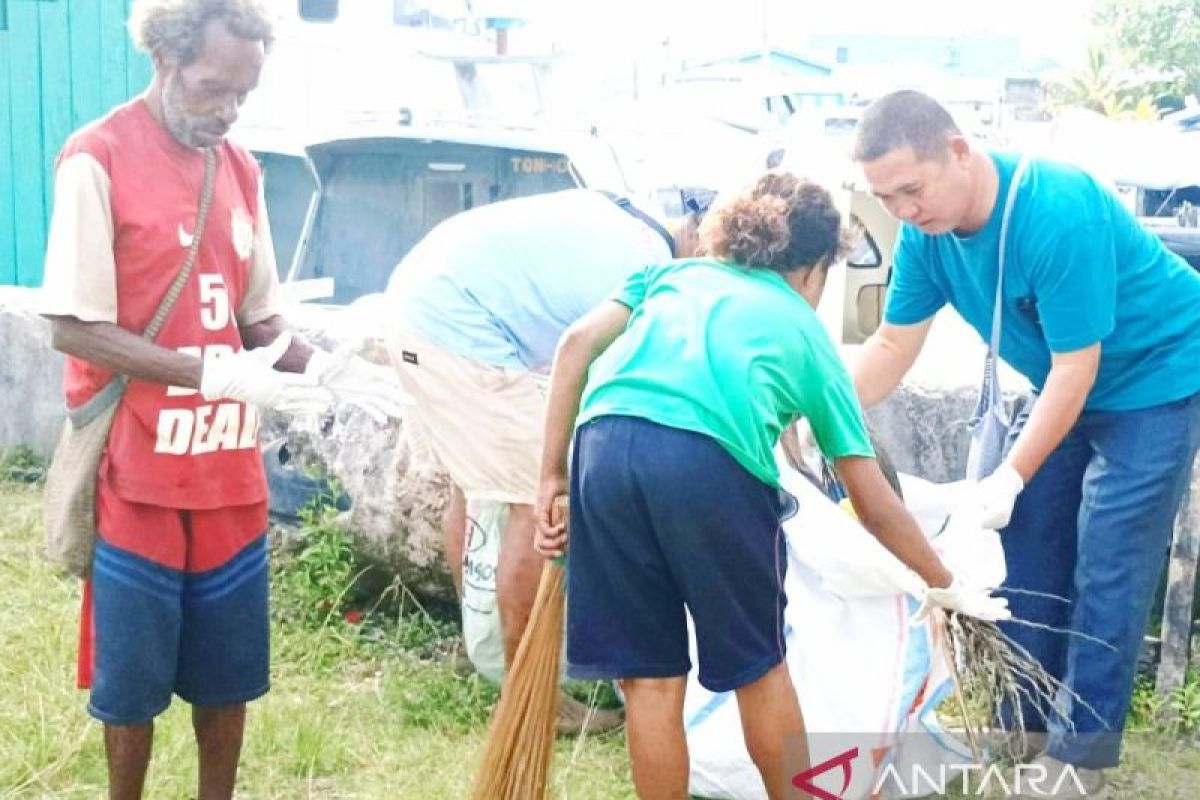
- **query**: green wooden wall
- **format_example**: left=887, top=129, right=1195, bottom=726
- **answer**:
left=0, top=0, right=152, bottom=287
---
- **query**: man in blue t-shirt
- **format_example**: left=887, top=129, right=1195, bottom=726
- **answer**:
left=850, top=90, right=1200, bottom=791
left=383, top=188, right=710, bottom=732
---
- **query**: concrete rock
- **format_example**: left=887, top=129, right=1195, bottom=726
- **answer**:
left=260, top=402, right=453, bottom=601
left=258, top=304, right=455, bottom=601
left=865, top=384, right=1029, bottom=484
left=0, top=289, right=66, bottom=457
left=867, top=385, right=976, bottom=484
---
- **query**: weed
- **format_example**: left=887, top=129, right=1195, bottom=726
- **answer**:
left=354, top=573, right=463, bottom=662
left=563, top=679, right=625, bottom=711
left=385, top=664, right=499, bottom=731
left=1169, top=671, right=1200, bottom=736
left=272, top=497, right=360, bottom=628
left=0, top=445, right=46, bottom=483
left=1129, top=675, right=1166, bottom=731
left=1129, top=670, right=1200, bottom=735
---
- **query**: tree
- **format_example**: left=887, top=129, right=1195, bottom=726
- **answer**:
left=1047, top=43, right=1129, bottom=115
left=1096, top=0, right=1200, bottom=102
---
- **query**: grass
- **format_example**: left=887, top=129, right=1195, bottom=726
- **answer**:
left=0, top=446, right=46, bottom=483
left=5, top=477, right=1200, bottom=799
left=0, top=481, right=634, bottom=799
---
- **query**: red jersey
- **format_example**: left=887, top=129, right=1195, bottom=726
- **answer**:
left=41, top=99, right=281, bottom=509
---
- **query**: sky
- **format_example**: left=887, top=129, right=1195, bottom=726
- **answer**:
left=536, top=0, right=1100, bottom=70
left=278, top=1, right=1103, bottom=71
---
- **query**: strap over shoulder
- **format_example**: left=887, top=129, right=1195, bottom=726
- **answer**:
left=987, top=155, right=1031, bottom=357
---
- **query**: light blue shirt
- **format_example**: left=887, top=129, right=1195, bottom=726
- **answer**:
left=885, top=151, right=1200, bottom=411
left=386, top=190, right=672, bottom=372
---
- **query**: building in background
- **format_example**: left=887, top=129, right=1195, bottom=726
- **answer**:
left=808, top=32, right=1024, bottom=79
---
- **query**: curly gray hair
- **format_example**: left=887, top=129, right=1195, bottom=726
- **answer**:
left=129, top=0, right=275, bottom=65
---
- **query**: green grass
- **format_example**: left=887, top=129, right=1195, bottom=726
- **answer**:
left=0, top=446, right=46, bottom=483
left=5, top=479, right=1200, bottom=799
left=0, top=482, right=634, bottom=799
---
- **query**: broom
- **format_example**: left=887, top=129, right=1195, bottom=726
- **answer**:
left=470, top=496, right=569, bottom=800
left=943, top=610, right=1111, bottom=764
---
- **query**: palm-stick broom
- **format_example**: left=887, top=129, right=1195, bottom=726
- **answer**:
left=936, top=609, right=983, bottom=764
left=470, top=496, right=568, bottom=800
left=945, top=610, right=1112, bottom=764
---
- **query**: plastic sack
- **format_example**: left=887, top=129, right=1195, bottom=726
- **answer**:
left=459, top=497, right=575, bottom=687
left=685, top=453, right=1006, bottom=800
left=461, top=499, right=507, bottom=683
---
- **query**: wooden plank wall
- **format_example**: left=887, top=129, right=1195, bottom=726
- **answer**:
left=0, top=1, right=14, bottom=285
left=0, top=0, right=151, bottom=287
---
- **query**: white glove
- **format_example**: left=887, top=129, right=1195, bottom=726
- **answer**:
left=934, top=507, right=1008, bottom=593
left=200, top=332, right=334, bottom=415
left=974, top=462, right=1025, bottom=530
left=912, top=578, right=1012, bottom=624
left=305, top=344, right=411, bottom=424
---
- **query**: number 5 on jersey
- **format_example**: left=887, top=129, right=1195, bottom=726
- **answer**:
left=199, top=273, right=231, bottom=330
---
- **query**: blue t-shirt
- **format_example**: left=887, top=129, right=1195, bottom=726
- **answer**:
left=885, top=151, right=1200, bottom=411
left=386, top=189, right=671, bottom=372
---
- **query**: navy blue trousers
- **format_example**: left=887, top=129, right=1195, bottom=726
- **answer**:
left=1000, top=391, right=1200, bottom=768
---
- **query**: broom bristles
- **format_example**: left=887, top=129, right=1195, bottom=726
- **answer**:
left=945, top=613, right=1108, bottom=763
left=470, top=498, right=569, bottom=800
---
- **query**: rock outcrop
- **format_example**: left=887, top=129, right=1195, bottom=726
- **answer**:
left=0, top=288, right=66, bottom=457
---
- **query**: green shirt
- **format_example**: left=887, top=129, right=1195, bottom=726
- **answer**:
left=577, top=258, right=874, bottom=487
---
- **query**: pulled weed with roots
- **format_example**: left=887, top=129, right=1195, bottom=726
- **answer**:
left=943, top=607, right=1113, bottom=763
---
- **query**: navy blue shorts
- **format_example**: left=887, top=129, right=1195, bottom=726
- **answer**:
left=84, top=489, right=271, bottom=726
left=566, top=415, right=791, bottom=693
left=88, top=537, right=270, bottom=724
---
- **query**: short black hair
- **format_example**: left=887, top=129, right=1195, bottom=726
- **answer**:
left=853, top=90, right=961, bottom=163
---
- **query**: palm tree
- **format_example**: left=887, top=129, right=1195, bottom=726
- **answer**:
left=1048, top=43, right=1129, bottom=114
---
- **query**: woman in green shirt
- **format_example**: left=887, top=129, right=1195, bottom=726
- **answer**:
left=535, top=171, right=1007, bottom=799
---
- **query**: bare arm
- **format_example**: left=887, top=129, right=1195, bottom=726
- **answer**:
left=47, top=310, right=319, bottom=391
left=48, top=316, right=203, bottom=389
left=1003, top=343, right=1099, bottom=481
left=540, top=301, right=632, bottom=483
left=534, top=301, right=632, bottom=557
left=851, top=318, right=934, bottom=409
left=239, top=314, right=315, bottom=373
left=835, top=455, right=952, bottom=589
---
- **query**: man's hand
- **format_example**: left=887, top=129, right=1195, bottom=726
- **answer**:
left=534, top=476, right=569, bottom=559
left=974, top=462, right=1025, bottom=530
left=201, top=332, right=334, bottom=415
left=913, top=578, right=1011, bottom=624
left=305, top=344, right=412, bottom=424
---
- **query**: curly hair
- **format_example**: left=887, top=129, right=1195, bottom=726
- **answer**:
left=698, top=171, right=845, bottom=275
left=130, top=0, right=275, bottom=64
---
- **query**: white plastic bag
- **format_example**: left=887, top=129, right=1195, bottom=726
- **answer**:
left=685, top=456, right=1007, bottom=800
left=461, top=499, right=507, bottom=683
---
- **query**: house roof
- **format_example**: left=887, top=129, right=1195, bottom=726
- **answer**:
left=689, top=48, right=832, bottom=76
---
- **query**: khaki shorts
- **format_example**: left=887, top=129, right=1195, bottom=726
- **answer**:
left=387, top=326, right=546, bottom=505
